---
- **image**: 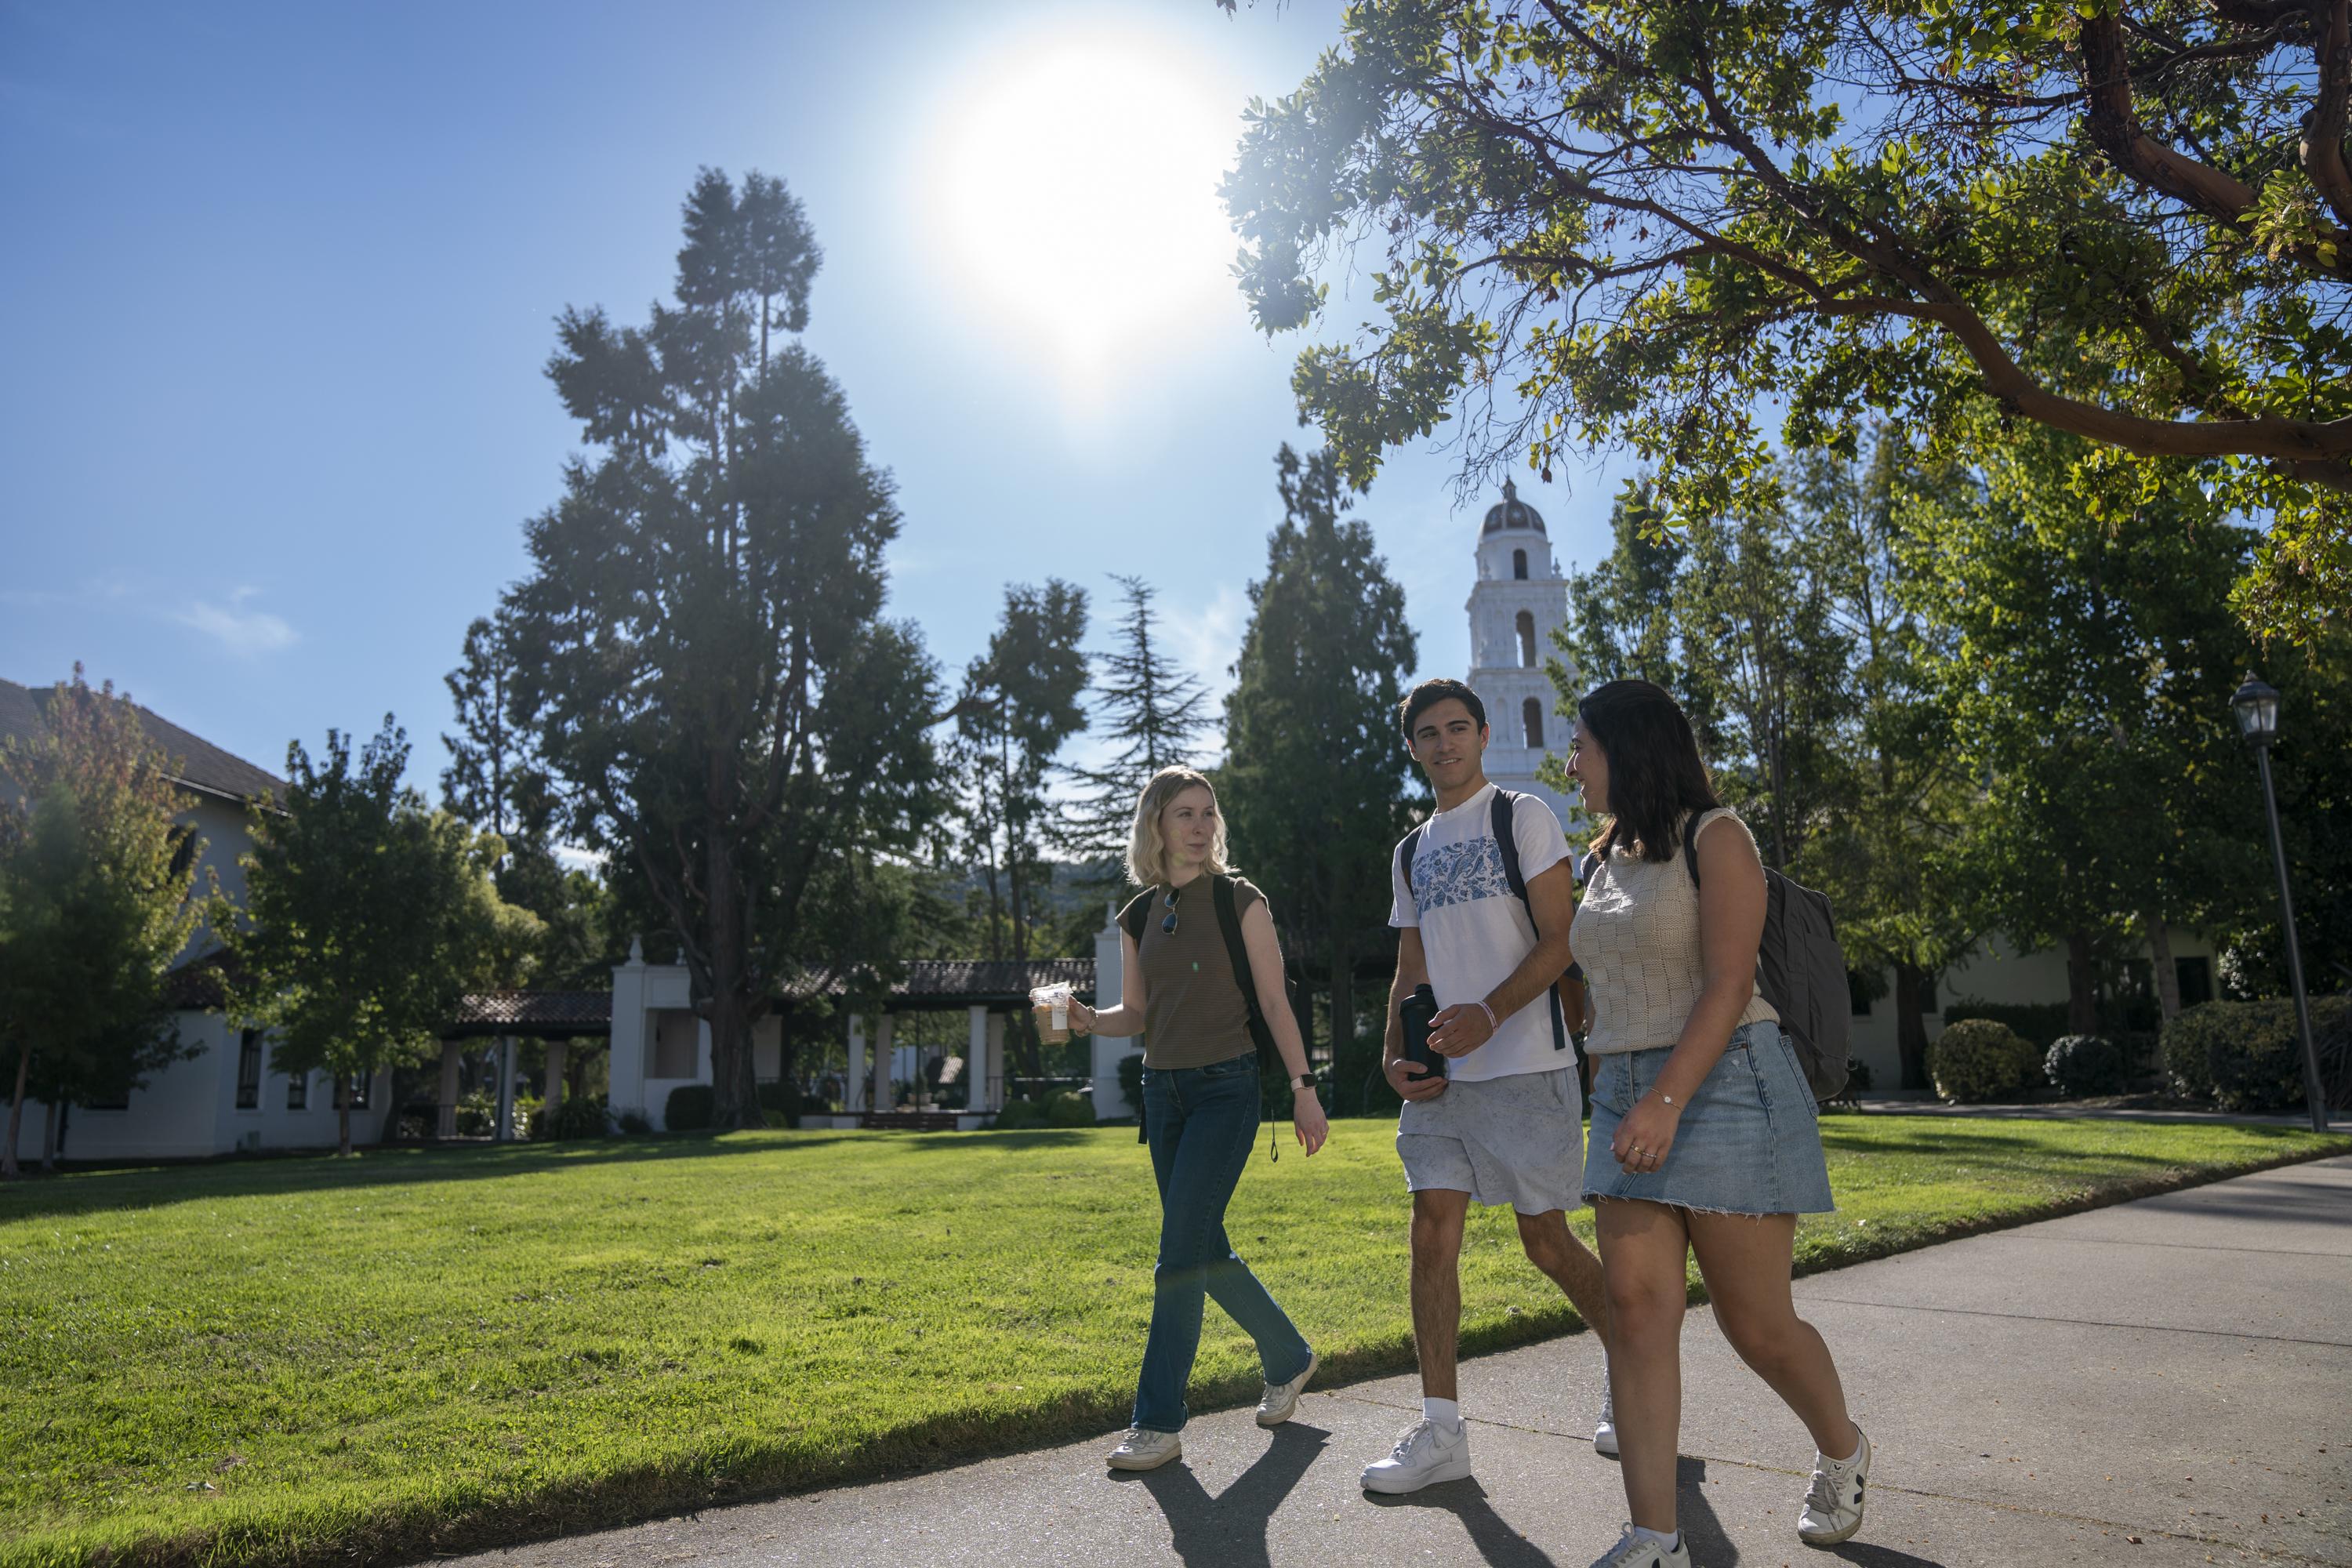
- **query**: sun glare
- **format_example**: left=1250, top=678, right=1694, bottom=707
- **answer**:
left=931, top=32, right=1243, bottom=389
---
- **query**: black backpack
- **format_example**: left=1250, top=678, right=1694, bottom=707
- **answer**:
left=1120, top=874, right=1305, bottom=1156
left=1396, top=789, right=1577, bottom=1055
left=1679, top=810, right=1851, bottom=1102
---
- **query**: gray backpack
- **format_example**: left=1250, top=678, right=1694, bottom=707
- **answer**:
left=1683, top=811, right=1850, bottom=1102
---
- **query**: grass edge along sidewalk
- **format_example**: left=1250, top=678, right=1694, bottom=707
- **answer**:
left=2, top=1119, right=2344, bottom=1568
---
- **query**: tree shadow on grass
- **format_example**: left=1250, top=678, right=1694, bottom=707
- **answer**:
left=0, top=1127, right=1105, bottom=1225
left=1120, top=1421, right=1328, bottom=1568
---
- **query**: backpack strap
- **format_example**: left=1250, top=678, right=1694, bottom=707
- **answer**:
left=1396, top=823, right=1428, bottom=901
left=1120, top=888, right=1155, bottom=948
left=1490, top=789, right=1527, bottom=901
left=1210, top=876, right=1280, bottom=1060
left=1490, top=789, right=1569, bottom=1054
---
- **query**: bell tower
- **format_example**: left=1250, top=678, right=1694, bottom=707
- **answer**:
left=1465, top=480, right=1581, bottom=830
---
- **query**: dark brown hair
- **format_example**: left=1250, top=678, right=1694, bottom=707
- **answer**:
left=1399, top=677, right=1487, bottom=738
left=1577, top=679, right=1720, bottom=862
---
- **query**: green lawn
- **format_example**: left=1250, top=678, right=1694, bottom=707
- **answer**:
left=2, top=1116, right=2343, bottom=1568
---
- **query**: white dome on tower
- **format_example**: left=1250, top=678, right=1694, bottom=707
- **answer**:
left=1464, top=479, right=1581, bottom=834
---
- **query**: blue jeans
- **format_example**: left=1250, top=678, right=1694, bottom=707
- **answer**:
left=1133, top=1053, right=1313, bottom=1433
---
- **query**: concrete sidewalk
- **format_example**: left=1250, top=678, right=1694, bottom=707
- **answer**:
left=449, top=1158, right=2352, bottom=1568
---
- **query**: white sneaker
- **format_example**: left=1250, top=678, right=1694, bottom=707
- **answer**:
left=1588, top=1526, right=1690, bottom=1567
left=1594, top=1358, right=1618, bottom=1457
left=1105, top=1426, right=1182, bottom=1472
left=1798, top=1427, right=1871, bottom=1545
left=1359, top=1417, right=1472, bottom=1494
left=1256, top=1350, right=1318, bottom=1427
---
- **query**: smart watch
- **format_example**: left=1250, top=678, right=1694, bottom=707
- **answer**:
left=1290, top=1071, right=1319, bottom=1091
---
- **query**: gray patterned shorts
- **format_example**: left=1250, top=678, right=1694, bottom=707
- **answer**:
left=1397, top=1067, right=1586, bottom=1215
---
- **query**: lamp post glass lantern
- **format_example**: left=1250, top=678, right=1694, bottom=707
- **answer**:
left=2230, top=675, right=2281, bottom=744
left=2230, top=673, right=2326, bottom=1134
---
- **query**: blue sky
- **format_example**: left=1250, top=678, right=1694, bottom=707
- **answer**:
left=0, top=1, right=1633, bottom=795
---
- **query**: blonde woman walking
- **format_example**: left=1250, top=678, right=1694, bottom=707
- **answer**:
left=1047, top=766, right=1327, bottom=1472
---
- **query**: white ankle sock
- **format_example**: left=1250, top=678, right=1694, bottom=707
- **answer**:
left=1422, top=1396, right=1461, bottom=1431
left=1829, top=1432, right=1864, bottom=1466
left=1630, top=1524, right=1680, bottom=1552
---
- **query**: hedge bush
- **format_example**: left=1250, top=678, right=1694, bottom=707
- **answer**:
left=2161, top=1006, right=2220, bottom=1101
left=1928, top=1018, right=2042, bottom=1103
left=993, top=1098, right=1047, bottom=1130
left=1046, top=1091, right=1098, bottom=1127
left=2161, top=996, right=2352, bottom=1112
left=663, top=1084, right=715, bottom=1131
left=1942, top=999, right=2071, bottom=1051
left=1115, top=1051, right=1144, bottom=1116
left=530, top=1093, right=612, bottom=1141
left=757, top=1080, right=801, bottom=1128
left=2043, top=1035, right=2128, bottom=1098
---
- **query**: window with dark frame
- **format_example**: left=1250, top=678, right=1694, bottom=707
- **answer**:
left=1515, top=609, right=1537, bottom=667
left=2176, top=955, right=2214, bottom=1007
left=235, top=1030, right=262, bottom=1110
left=1512, top=547, right=1528, bottom=580
left=287, top=1068, right=307, bottom=1110
left=1522, top=697, right=1544, bottom=749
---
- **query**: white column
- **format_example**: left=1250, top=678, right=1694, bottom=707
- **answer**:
left=436, top=1041, right=463, bottom=1138
left=967, top=1005, right=989, bottom=1112
left=985, top=1011, right=1007, bottom=1112
left=848, top=1016, right=866, bottom=1113
left=1094, top=903, right=1141, bottom=1120
left=872, top=1014, right=895, bottom=1112
left=608, top=935, right=649, bottom=1120
left=495, top=1036, right=518, bottom=1142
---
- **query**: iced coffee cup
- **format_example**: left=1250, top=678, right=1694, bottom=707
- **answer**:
left=1029, top=982, right=1073, bottom=1044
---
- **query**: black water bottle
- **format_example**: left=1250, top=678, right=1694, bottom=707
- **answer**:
left=1401, top=982, right=1443, bottom=1080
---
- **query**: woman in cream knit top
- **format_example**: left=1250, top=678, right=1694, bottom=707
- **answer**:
left=1566, top=680, right=1864, bottom=1568
left=1572, top=807, right=1779, bottom=1056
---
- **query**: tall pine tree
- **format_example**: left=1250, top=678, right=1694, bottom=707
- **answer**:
left=503, top=169, right=945, bottom=1127
left=1222, top=447, right=1421, bottom=1105
left=1060, top=574, right=1212, bottom=859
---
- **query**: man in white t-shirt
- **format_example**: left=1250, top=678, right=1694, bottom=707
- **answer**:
left=1360, top=679, right=1617, bottom=1495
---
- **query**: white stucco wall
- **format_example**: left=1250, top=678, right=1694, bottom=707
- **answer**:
left=8, top=1011, right=393, bottom=1163
left=1842, top=928, right=2220, bottom=1087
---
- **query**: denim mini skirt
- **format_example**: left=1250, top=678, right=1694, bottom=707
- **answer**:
left=1583, top=1021, right=1835, bottom=1215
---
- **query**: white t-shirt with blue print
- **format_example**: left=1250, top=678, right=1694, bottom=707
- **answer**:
left=1388, top=782, right=1574, bottom=1083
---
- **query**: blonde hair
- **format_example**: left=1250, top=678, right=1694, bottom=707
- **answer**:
left=1125, top=767, right=1231, bottom=887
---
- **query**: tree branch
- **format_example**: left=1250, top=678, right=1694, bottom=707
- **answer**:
left=2307, top=0, right=2352, bottom=228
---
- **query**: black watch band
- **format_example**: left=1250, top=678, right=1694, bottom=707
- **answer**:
left=1290, top=1070, right=1319, bottom=1091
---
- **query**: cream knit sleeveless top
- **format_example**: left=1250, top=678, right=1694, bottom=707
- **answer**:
left=1570, top=807, right=1779, bottom=1056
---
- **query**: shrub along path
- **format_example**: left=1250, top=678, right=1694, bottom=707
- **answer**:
left=2, top=1117, right=2345, bottom=1568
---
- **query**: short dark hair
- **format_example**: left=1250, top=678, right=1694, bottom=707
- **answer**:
left=1576, top=679, right=1721, bottom=862
left=1399, top=678, right=1487, bottom=738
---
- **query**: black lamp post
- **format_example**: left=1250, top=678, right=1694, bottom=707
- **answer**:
left=2230, top=673, right=2328, bottom=1134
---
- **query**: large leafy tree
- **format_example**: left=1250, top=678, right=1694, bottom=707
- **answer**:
left=223, top=720, right=539, bottom=1156
left=1547, top=444, right=1978, bottom=1086
left=1222, top=446, right=1422, bottom=1105
left=1060, top=574, right=1214, bottom=860
left=1791, top=441, right=1980, bottom=1087
left=1225, top=0, right=2352, bottom=636
left=1906, top=417, right=2261, bottom=1031
left=0, top=672, right=201, bottom=1177
left=504, top=169, right=945, bottom=1129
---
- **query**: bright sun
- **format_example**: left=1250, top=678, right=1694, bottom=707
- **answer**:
left=931, top=32, right=1243, bottom=385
